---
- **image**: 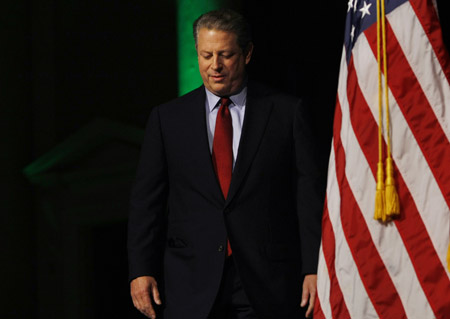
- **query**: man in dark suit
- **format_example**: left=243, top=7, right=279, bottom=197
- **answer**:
left=128, top=9, right=324, bottom=319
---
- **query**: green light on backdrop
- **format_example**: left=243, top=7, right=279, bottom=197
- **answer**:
left=176, top=0, right=227, bottom=96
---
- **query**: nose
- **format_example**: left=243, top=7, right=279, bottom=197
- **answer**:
left=211, top=55, right=222, bottom=71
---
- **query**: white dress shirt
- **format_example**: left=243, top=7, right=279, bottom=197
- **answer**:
left=205, top=87, right=247, bottom=169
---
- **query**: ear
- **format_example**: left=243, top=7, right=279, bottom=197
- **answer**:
left=245, top=42, right=254, bottom=65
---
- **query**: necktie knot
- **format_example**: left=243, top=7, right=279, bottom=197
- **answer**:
left=219, top=97, right=231, bottom=109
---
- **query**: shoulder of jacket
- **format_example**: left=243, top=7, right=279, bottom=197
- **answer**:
left=247, top=80, right=301, bottom=105
left=156, top=86, right=205, bottom=111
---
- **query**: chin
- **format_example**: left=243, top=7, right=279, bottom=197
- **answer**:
left=210, top=85, right=229, bottom=96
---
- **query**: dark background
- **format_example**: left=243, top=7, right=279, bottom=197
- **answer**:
left=1, top=0, right=448, bottom=318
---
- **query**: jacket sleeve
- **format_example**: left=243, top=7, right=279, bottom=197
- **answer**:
left=127, top=105, right=168, bottom=282
left=294, top=99, right=325, bottom=275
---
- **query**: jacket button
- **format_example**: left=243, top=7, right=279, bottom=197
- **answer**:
left=218, top=245, right=224, bottom=252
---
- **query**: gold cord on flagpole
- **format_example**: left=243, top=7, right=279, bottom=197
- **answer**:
left=380, top=0, right=400, bottom=219
left=375, top=0, right=386, bottom=221
left=447, top=243, right=450, bottom=272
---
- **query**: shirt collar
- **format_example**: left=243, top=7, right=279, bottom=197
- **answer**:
left=205, top=86, right=247, bottom=112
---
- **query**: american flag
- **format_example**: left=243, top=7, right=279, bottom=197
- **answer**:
left=314, top=0, right=450, bottom=318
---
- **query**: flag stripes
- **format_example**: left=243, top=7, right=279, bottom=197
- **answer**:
left=348, top=55, right=450, bottom=316
left=337, top=82, right=408, bottom=319
left=316, top=244, right=332, bottom=318
left=315, top=0, right=450, bottom=317
left=409, top=0, right=450, bottom=83
left=324, top=145, right=379, bottom=319
left=328, top=99, right=379, bottom=319
left=365, top=21, right=450, bottom=212
left=388, top=3, right=450, bottom=139
left=345, top=59, right=435, bottom=319
left=313, top=297, right=326, bottom=319
left=321, top=201, right=351, bottom=319
left=352, top=32, right=450, bottom=276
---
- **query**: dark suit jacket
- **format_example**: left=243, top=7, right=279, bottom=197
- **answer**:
left=128, top=81, right=324, bottom=319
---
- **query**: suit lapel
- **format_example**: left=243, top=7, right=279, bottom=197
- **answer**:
left=186, top=86, right=225, bottom=206
left=225, top=83, right=273, bottom=206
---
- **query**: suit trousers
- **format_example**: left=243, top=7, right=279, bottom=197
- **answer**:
left=208, top=256, right=258, bottom=319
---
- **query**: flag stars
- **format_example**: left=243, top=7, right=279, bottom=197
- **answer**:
left=359, top=1, right=372, bottom=19
left=348, top=0, right=354, bottom=12
left=350, top=25, right=356, bottom=41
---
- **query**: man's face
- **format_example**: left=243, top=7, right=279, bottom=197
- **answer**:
left=196, top=28, right=253, bottom=96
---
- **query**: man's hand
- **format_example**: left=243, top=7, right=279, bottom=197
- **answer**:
left=130, top=276, right=161, bottom=318
left=300, top=274, right=317, bottom=318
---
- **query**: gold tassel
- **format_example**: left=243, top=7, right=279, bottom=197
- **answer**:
left=380, top=0, right=399, bottom=220
left=374, top=0, right=385, bottom=222
left=374, top=0, right=399, bottom=223
left=375, top=162, right=386, bottom=221
left=447, top=243, right=450, bottom=272
left=385, top=157, right=400, bottom=217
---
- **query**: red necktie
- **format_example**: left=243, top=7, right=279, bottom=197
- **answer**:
left=212, top=97, right=233, bottom=256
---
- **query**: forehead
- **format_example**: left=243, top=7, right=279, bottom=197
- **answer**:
left=196, top=28, right=239, bottom=49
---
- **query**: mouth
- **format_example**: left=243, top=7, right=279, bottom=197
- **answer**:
left=210, top=74, right=226, bottom=82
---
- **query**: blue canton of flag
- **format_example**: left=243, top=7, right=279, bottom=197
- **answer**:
left=345, top=0, right=408, bottom=61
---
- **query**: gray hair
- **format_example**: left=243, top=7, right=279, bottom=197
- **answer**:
left=193, top=9, right=252, bottom=53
